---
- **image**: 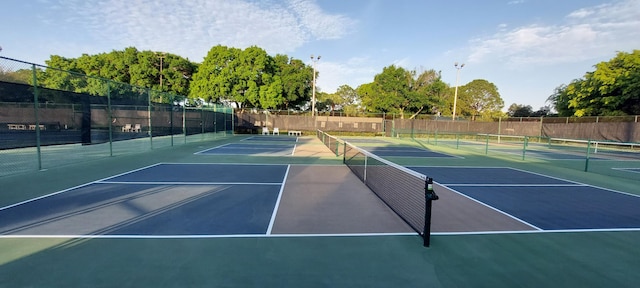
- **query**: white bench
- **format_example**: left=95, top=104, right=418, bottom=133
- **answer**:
left=288, top=130, right=302, bottom=136
left=7, top=124, right=26, bottom=130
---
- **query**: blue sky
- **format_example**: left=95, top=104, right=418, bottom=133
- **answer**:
left=1, top=0, right=639, bottom=111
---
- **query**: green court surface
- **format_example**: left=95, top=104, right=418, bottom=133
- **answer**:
left=1, top=135, right=639, bottom=287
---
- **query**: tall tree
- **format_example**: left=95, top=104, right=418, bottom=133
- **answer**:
left=335, top=84, right=360, bottom=114
left=412, top=69, right=448, bottom=117
left=271, top=55, right=313, bottom=110
left=458, top=79, right=504, bottom=121
left=190, top=45, right=242, bottom=105
left=191, top=46, right=312, bottom=109
left=360, top=65, right=413, bottom=117
left=41, top=48, right=196, bottom=102
left=508, top=103, right=533, bottom=117
left=548, top=50, right=640, bottom=116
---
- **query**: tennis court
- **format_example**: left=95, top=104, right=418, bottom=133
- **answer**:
left=410, top=166, right=640, bottom=231
left=1, top=134, right=639, bottom=287
left=360, top=145, right=457, bottom=158
left=196, top=143, right=298, bottom=156
left=0, top=162, right=415, bottom=237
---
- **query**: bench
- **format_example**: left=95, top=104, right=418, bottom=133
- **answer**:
left=29, top=124, right=46, bottom=130
left=288, top=130, right=302, bottom=136
left=7, top=124, right=27, bottom=130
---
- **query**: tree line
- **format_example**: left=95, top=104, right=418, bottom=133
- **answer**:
left=320, top=66, right=504, bottom=120
left=6, top=45, right=635, bottom=119
left=1, top=45, right=509, bottom=120
left=547, top=50, right=640, bottom=117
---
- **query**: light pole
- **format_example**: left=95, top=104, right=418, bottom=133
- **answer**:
left=310, top=55, right=321, bottom=117
left=452, top=62, right=464, bottom=121
left=157, top=52, right=166, bottom=89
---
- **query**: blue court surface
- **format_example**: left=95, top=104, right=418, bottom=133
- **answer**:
left=361, top=146, right=458, bottom=158
left=343, top=138, right=393, bottom=144
left=196, top=143, right=296, bottom=156
left=0, top=163, right=289, bottom=236
left=491, top=148, right=604, bottom=160
left=241, top=135, right=300, bottom=142
left=409, top=166, right=640, bottom=231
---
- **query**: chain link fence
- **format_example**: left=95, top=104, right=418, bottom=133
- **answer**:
left=0, top=56, right=233, bottom=177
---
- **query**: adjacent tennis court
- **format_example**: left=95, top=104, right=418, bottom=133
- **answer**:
left=410, top=166, right=640, bottom=231
left=1, top=134, right=639, bottom=287
left=196, top=142, right=298, bottom=156
left=360, top=145, right=457, bottom=158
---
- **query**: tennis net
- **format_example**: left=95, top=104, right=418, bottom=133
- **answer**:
left=545, top=138, right=640, bottom=160
left=343, top=141, right=438, bottom=247
left=316, top=129, right=343, bottom=156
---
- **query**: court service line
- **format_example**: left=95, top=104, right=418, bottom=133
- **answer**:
left=291, top=144, right=297, bottom=156
left=612, top=167, right=640, bottom=174
left=96, top=181, right=284, bottom=185
left=506, top=167, right=589, bottom=186
left=0, top=163, right=163, bottom=212
left=440, top=184, right=543, bottom=231
left=3, top=229, right=639, bottom=240
left=441, top=184, right=586, bottom=187
left=432, top=227, right=640, bottom=236
left=266, top=165, right=291, bottom=235
left=193, top=143, right=232, bottom=154
left=0, top=232, right=419, bottom=239
left=97, top=163, right=165, bottom=182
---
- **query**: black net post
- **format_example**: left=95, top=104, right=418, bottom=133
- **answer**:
left=423, top=177, right=439, bottom=247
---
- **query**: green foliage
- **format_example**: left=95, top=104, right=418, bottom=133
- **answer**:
left=356, top=66, right=450, bottom=118
left=458, top=79, right=504, bottom=121
left=0, top=68, right=34, bottom=84
left=273, top=55, right=313, bottom=109
left=190, top=46, right=312, bottom=109
left=549, top=50, right=640, bottom=116
left=38, top=47, right=196, bottom=103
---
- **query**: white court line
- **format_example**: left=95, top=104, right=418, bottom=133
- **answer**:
left=441, top=185, right=543, bottom=231
left=291, top=144, right=297, bottom=156
left=2, top=163, right=289, bottom=211
left=97, top=181, right=283, bottom=185
left=612, top=167, right=640, bottom=174
left=0, top=232, right=418, bottom=239
left=433, top=227, right=640, bottom=236
left=441, top=184, right=585, bottom=187
left=193, top=143, right=232, bottom=154
left=0, top=163, right=163, bottom=212
left=3, top=228, right=640, bottom=240
left=97, top=163, right=164, bottom=182
left=266, top=165, right=291, bottom=235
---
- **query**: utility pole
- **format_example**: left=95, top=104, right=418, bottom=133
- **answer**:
left=310, top=55, right=321, bottom=117
left=453, top=62, right=464, bottom=121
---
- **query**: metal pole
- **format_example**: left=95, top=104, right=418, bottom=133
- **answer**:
left=107, top=82, right=113, bottom=156
left=148, top=89, right=153, bottom=149
left=452, top=62, right=464, bottom=121
left=32, top=64, right=42, bottom=170
left=423, top=177, right=439, bottom=247
left=311, top=55, right=321, bottom=124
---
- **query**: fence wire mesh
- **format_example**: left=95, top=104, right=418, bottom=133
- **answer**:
left=0, top=56, right=233, bottom=177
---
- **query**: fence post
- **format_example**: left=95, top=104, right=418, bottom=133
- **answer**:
left=170, top=95, right=174, bottom=146
left=147, top=89, right=153, bottom=149
left=107, top=81, right=113, bottom=157
left=183, top=103, right=187, bottom=144
left=31, top=64, right=42, bottom=170
left=539, top=116, right=544, bottom=139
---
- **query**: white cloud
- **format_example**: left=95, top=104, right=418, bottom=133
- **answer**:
left=507, top=0, right=526, bottom=5
left=468, top=0, right=640, bottom=68
left=50, top=0, right=355, bottom=61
